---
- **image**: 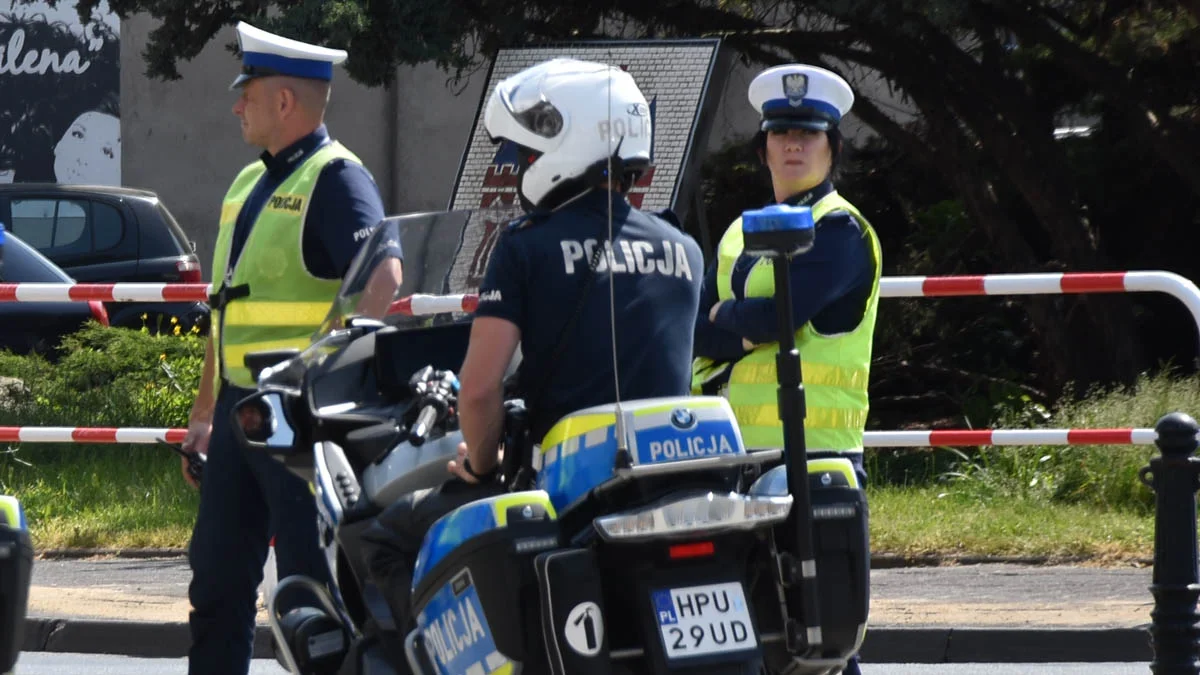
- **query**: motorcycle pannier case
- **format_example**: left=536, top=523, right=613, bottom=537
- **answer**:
left=753, top=458, right=870, bottom=665
left=410, top=491, right=560, bottom=675
left=0, top=496, right=33, bottom=674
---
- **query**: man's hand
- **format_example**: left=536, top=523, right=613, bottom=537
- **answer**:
left=709, top=300, right=727, bottom=323
left=447, top=442, right=481, bottom=484
left=180, top=420, right=211, bottom=490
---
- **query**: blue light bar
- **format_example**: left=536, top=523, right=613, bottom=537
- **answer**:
left=741, top=204, right=815, bottom=234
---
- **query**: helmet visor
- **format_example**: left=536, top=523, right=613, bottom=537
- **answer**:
left=496, top=69, right=565, bottom=139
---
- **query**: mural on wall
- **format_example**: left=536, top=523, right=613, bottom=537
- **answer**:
left=0, top=1, right=120, bottom=185
left=446, top=40, right=727, bottom=299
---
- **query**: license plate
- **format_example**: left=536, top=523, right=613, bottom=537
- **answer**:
left=651, top=581, right=757, bottom=659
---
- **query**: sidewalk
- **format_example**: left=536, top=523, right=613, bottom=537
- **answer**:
left=21, top=556, right=1158, bottom=663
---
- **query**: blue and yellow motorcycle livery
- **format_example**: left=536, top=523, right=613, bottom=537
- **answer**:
left=233, top=206, right=870, bottom=675
left=1, top=495, right=33, bottom=675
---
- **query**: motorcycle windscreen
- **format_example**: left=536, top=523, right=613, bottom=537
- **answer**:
left=314, top=207, right=522, bottom=334
left=312, top=207, right=523, bottom=387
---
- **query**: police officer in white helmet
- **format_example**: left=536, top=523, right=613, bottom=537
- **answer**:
left=355, top=58, right=704, bottom=670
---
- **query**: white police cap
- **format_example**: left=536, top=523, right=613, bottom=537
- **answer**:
left=748, top=64, right=854, bottom=132
left=230, top=21, right=348, bottom=90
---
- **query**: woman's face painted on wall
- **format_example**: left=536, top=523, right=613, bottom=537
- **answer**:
left=54, top=111, right=120, bottom=184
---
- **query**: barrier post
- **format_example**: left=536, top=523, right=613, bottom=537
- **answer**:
left=1142, top=412, right=1200, bottom=674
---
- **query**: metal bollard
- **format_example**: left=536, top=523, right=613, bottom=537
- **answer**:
left=1141, top=412, right=1200, bottom=674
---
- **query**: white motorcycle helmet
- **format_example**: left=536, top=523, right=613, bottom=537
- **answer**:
left=483, top=58, right=653, bottom=211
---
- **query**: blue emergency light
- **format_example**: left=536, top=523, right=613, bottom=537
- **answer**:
left=741, top=204, right=815, bottom=257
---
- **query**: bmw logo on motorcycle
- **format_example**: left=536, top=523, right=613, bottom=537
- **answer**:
left=669, top=408, right=697, bottom=430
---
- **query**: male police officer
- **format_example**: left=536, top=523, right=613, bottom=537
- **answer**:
left=180, top=21, right=399, bottom=675
left=355, top=58, right=704, bottom=666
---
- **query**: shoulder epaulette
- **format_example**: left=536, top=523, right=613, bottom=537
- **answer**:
left=817, top=210, right=863, bottom=234
left=504, top=209, right=552, bottom=233
left=652, top=208, right=683, bottom=229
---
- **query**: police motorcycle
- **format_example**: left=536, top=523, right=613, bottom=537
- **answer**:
left=231, top=203, right=870, bottom=675
left=1, top=495, right=34, bottom=675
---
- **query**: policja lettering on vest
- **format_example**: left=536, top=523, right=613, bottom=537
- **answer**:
left=560, top=237, right=694, bottom=280
left=266, top=194, right=306, bottom=213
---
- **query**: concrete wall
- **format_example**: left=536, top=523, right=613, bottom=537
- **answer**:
left=118, top=13, right=908, bottom=281
left=120, top=16, right=399, bottom=277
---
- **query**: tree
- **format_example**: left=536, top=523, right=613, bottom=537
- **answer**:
left=40, top=0, right=1200, bottom=399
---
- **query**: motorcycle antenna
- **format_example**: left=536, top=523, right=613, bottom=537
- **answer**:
left=603, top=49, right=631, bottom=467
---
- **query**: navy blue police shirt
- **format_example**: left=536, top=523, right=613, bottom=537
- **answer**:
left=693, top=180, right=875, bottom=362
left=474, top=190, right=705, bottom=441
left=226, top=124, right=388, bottom=279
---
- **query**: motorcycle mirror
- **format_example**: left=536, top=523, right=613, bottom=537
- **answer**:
left=345, top=316, right=387, bottom=333
left=231, top=390, right=296, bottom=451
left=244, top=349, right=303, bottom=382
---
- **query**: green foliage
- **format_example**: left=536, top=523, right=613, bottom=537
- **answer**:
left=0, top=321, right=203, bottom=432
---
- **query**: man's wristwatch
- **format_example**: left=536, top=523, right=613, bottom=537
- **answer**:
left=462, top=456, right=499, bottom=481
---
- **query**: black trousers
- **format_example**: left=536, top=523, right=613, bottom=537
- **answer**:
left=357, top=478, right=507, bottom=670
left=187, top=383, right=333, bottom=675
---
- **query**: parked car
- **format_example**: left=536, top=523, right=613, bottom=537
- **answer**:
left=0, top=184, right=209, bottom=334
left=0, top=229, right=109, bottom=356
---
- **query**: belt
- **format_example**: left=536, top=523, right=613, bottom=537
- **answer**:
left=209, top=284, right=251, bottom=311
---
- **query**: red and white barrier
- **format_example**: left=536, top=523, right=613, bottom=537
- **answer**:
left=0, top=283, right=473, bottom=317
left=0, top=427, right=187, bottom=444
left=879, top=271, right=1200, bottom=332
left=3, top=271, right=1199, bottom=328
left=387, top=293, right=479, bottom=316
left=0, top=283, right=211, bottom=303
left=866, top=428, right=1163, bottom=447
left=2, top=425, right=1183, bottom=447
left=2, top=271, right=1196, bottom=449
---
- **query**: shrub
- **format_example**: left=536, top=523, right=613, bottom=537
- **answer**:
left=936, top=370, right=1200, bottom=512
left=0, top=322, right=205, bottom=547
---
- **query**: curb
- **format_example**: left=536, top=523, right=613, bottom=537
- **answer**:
left=22, top=618, right=276, bottom=660
left=20, top=618, right=1154, bottom=663
left=33, top=548, right=1156, bottom=568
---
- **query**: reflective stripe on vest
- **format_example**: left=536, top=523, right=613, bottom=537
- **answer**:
left=692, top=191, right=882, bottom=452
left=209, top=141, right=361, bottom=389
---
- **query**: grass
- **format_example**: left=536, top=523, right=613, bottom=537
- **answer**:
left=11, top=475, right=1157, bottom=560
left=868, top=485, right=1153, bottom=562
left=1, top=446, right=198, bottom=549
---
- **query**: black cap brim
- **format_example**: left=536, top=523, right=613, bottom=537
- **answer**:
left=761, top=117, right=833, bottom=132
left=229, top=73, right=256, bottom=90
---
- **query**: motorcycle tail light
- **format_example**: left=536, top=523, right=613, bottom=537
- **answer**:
left=593, top=492, right=792, bottom=542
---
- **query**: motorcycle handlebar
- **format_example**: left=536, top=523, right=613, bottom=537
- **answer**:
left=408, top=404, right=439, bottom=446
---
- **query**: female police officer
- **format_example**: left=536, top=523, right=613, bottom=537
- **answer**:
left=692, top=64, right=881, bottom=674
left=693, top=63, right=881, bottom=475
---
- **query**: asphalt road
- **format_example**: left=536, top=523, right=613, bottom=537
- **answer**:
left=12, top=653, right=1155, bottom=674
left=30, top=558, right=1155, bottom=618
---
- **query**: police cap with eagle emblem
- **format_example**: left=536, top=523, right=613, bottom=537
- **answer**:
left=748, top=64, right=854, bottom=132
left=229, top=21, right=349, bottom=90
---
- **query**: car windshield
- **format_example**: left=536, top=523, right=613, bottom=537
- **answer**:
left=0, top=230, right=73, bottom=283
